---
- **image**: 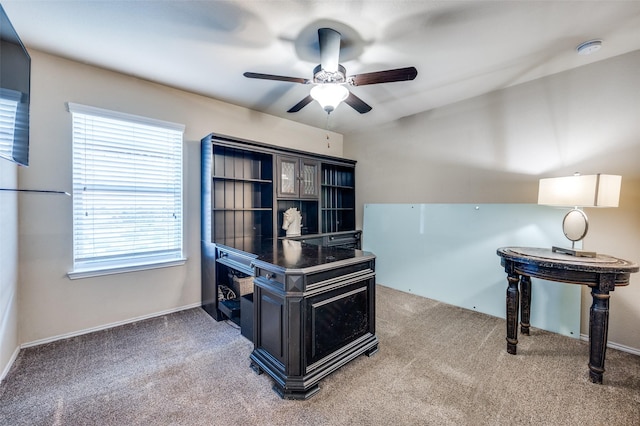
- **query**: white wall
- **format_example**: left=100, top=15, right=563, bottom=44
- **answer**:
left=586, top=180, right=640, bottom=349
left=0, top=160, right=19, bottom=379
left=15, top=50, right=343, bottom=347
left=345, top=50, right=640, bottom=351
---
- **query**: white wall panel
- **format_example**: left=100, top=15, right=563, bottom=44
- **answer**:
left=364, top=203, right=580, bottom=337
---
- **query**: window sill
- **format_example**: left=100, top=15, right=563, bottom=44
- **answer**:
left=67, top=258, right=187, bottom=280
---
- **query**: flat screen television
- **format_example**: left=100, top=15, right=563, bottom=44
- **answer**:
left=0, top=4, right=30, bottom=166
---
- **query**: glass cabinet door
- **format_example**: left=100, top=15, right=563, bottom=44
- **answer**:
left=278, top=156, right=298, bottom=197
left=300, top=159, right=319, bottom=198
left=277, top=156, right=320, bottom=199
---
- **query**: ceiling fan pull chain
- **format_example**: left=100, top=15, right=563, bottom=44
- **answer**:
left=325, top=114, right=332, bottom=147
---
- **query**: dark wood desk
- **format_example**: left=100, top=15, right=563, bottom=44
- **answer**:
left=215, top=238, right=378, bottom=399
left=497, top=247, right=638, bottom=384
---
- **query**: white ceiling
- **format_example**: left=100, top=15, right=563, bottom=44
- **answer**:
left=4, top=1, right=640, bottom=134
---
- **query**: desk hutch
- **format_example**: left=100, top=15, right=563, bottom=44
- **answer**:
left=201, top=133, right=377, bottom=399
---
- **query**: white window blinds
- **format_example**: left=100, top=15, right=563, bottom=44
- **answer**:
left=0, top=89, right=20, bottom=162
left=68, top=103, right=185, bottom=277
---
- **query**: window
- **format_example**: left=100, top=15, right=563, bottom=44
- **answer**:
left=68, top=103, right=185, bottom=279
left=0, top=88, right=20, bottom=162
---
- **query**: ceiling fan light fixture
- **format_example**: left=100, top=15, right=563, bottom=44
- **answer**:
left=310, top=84, right=349, bottom=114
left=243, top=27, right=416, bottom=115
left=313, top=64, right=346, bottom=84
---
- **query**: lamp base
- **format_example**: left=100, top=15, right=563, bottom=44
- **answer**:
left=552, top=246, right=596, bottom=258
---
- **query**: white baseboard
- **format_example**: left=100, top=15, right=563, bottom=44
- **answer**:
left=1, top=346, right=21, bottom=383
left=579, top=333, right=640, bottom=356
left=20, top=302, right=202, bottom=349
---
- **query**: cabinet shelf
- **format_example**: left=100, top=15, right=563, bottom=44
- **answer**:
left=321, top=184, right=354, bottom=190
left=320, top=163, right=355, bottom=234
left=277, top=199, right=319, bottom=237
left=213, top=175, right=272, bottom=184
left=207, top=143, right=274, bottom=242
left=213, top=208, right=273, bottom=212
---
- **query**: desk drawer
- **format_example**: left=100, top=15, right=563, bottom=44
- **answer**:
left=216, top=247, right=254, bottom=276
left=325, top=232, right=361, bottom=249
left=254, top=267, right=286, bottom=290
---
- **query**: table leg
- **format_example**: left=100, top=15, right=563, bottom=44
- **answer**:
left=588, top=286, right=611, bottom=384
left=506, top=270, right=520, bottom=355
left=520, top=275, right=531, bottom=335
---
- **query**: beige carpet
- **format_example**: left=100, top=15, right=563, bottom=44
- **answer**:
left=1, top=285, right=639, bottom=425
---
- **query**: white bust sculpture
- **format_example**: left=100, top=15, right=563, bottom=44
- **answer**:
left=282, top=207, right=302, bottom=237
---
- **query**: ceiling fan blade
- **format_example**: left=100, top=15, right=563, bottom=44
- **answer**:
left=348, top=66, right=418, bottom=86
left=244, top=72, right=310, bottom=85
left=318, top=28, right=341, bottom=73
left=287, top=95, right=314, bottom=113
left=344, top=92, right=372, bottom=114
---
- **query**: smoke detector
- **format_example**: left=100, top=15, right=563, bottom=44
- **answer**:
left=576, top=40, right=602, bottom=55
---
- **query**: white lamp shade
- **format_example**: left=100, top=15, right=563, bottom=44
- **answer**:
left=310, top=84, right=349, bottom=113
left=538, top=174, right=621, bottom=207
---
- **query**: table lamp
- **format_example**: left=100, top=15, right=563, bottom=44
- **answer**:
left=537, top=173, right=621, bottom=257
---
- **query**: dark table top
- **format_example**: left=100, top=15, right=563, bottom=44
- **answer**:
left=215, top=237, right=375, bottom=271
left=497, top=247, right=639, bottom=274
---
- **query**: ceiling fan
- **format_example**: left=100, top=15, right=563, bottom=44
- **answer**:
left=243, top=28, right=418, bottom=114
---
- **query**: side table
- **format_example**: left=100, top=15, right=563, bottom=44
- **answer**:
left=497, top=247, right=638, bottom=384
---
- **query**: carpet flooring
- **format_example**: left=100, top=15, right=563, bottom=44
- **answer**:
left=1, top=285, right=639, bottom=425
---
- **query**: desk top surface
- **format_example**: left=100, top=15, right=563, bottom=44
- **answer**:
left=497, top=247, right=639, bottom=274
left=215, top=237, right=374, bottom=271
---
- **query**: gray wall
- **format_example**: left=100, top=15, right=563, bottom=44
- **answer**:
left=345, top=50, right=640, bottom=352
